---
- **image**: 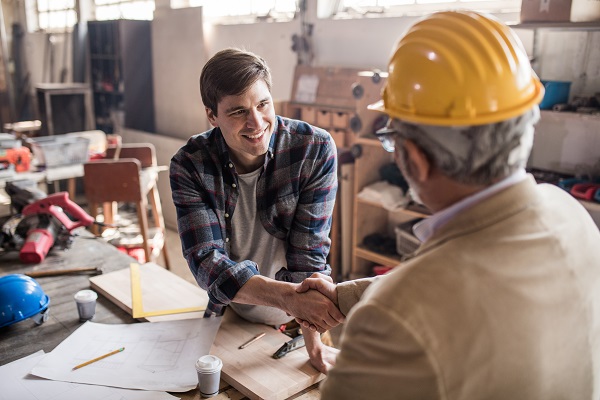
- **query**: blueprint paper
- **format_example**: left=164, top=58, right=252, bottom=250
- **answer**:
left=30, top=317, right=222, bottom=392
left=0, top=351, right=179, bottom=400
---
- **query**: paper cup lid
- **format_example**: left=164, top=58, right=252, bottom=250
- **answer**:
left=74, top=289, right=98, bottom=302
left=196, top=355, right=223, bottom=373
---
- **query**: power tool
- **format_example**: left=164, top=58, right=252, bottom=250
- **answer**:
left=0, top=187, right=95, bottom=263
left=0, top=146, right=31, bottom=172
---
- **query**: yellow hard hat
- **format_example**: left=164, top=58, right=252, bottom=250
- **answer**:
left=369, top=11, right=544, bottom=126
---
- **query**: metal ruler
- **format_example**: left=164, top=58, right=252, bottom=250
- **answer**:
left=130, top=263, right=205, bottom=319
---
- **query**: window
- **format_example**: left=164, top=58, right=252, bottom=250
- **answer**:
left=29, top=0, right=78, bottom=32
left=94, top=0, right=155, bottom=20
left=325, top=0, right=521, bottom=18
left=170, top=0, right=297, bottom=23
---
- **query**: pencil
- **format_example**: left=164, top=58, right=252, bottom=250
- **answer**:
left=239, top=333, right=266, bottom=349
left=72, top=347, right=125, bottom=370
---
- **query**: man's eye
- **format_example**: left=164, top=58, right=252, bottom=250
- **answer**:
left=230, top=110, right=246, bottom=117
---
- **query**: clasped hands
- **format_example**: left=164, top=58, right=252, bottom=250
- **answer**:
left=288, top=273, right=343, bottom=333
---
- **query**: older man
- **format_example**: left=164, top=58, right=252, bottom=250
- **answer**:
left=298, top=10, right=600, bottom=399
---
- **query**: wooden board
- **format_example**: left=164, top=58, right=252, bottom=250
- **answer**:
left=211, top=311, right=324, bottom=400
left=89, top=262, right=208, bottom=322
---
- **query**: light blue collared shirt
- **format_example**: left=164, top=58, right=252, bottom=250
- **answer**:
left=413, top=169, right=528, bottom=243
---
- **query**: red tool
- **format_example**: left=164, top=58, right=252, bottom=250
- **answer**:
left=570, top=183, right=600, bottom=201
left=9, top=192, right=94, bottom=263
left=0, top=147, right=31, bottom=172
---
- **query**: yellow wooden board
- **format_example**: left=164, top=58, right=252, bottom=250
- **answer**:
left=211, top=311, right=324, bottom=400
left=90, top=262, right=208, bottom=322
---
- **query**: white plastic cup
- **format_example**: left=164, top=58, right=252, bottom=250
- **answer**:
left=74, top=290, right=98, bottom=321
left=196, top=355, right=223, bottom=398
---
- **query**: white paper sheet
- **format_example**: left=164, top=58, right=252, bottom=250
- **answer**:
left=30, top=317, right=222, bottom=392
left=0, top=351, right=179, bottom=400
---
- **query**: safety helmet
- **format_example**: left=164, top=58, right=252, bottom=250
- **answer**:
left=369, top=11, right=544, bottom=126
left=0, top=274, right=50, bottom=328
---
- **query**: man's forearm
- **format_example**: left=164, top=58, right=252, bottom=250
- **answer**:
left=232, top=275, right=295, bottom=312
left=233, top=275, right=345, bottom=332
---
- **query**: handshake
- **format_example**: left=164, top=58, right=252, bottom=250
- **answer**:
left=289, top=273, right=344, bottom=333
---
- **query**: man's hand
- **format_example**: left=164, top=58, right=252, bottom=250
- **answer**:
left=294, top=273, right=342, bottom=332
left=232, top=275, right=344, bottom=333
left=284, top=285, right=344, bottom=333
left=296, top=273, right=338, bottom=304
left=304, top=329, right=339, bottom=374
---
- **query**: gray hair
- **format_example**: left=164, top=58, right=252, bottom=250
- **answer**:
left=392, top=107, right=540, bottom=185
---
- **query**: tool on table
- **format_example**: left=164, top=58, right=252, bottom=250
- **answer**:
left=0, top=146, right=31, bottom=172
left=272, top=334, right=306, bottom=359
left=239, top=332, right=266, bottom=349
left=25, top=267, right=103, bottom=278
left=570, top=183, right=600, bottom=201
left=72, top=347, right=125, bottom=370
left=0, top=186, right=95, bottom=263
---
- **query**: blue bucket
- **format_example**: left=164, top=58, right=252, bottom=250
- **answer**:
left=539, top=80, right=571, bottom=110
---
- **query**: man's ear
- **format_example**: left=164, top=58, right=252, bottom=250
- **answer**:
left=403, top=139, right=430, bottom=182
left=206, top=107, right=218, bottom=127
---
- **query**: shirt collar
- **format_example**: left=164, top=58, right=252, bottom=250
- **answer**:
left=413, top=169, right=528, bottom=243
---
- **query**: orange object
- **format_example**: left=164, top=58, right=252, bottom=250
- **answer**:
left=0, top=147, right=31, bottom=172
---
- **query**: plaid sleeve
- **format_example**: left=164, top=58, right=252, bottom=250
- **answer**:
left=276, top=133, right=338, bottom=283
left=169, top=149, right=258, bottom=313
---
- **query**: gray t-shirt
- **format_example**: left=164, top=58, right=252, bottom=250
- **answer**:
left=229, top=168, right=292, bottom=326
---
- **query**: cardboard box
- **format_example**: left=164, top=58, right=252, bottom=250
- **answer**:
left=520, top=0, right=573, bottom=22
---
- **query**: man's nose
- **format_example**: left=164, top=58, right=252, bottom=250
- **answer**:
left=246, top=108, right=261, bottom=129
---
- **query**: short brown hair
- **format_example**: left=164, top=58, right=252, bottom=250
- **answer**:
left=200, top=48, right=272, bottom=115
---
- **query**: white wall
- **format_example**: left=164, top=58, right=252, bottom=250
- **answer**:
left=152, top=7, right=209, bottom=140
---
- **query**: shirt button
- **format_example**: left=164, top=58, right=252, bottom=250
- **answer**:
left=228, top=163, right=233, bottom=168
left=224, top=213, right=229, bottom=218
left=232, top=183, right=237, bottom=188
left=225, top=237, right=230, bottom=243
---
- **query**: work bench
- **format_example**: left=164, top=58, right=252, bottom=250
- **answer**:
left=0, top=229, right=320, bottom=399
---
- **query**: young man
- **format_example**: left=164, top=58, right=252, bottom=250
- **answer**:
left=298, top=11, right=600, bottom=399
left=170, top=48, right=344, bottom=331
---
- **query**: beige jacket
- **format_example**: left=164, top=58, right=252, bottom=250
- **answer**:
left=322, top=176, right=600, bottom=400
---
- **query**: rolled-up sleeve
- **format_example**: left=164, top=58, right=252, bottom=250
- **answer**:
left=170, top=149, right=258, bottom=315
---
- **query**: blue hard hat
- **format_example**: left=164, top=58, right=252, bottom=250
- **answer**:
left=0, top=274, right=50, bottom=328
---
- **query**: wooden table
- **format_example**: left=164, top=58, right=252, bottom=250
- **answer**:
left=0, top=229, right=320, bottom=399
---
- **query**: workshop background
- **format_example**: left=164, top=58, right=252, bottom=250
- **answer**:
left=0, top=0, right=599, bottom=281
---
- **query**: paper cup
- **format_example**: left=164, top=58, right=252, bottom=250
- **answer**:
left=196, top=355, right=223, bottom=398
left=74, top=289, right=98, bottom=321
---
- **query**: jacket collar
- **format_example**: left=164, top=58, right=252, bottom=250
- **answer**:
left=416, top=175, right=541, bottom=256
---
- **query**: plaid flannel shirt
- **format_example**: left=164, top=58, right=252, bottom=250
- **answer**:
left=170, top=116, right=338, bottom=317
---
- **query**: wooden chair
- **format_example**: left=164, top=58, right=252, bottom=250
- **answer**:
left=82, top=143, right=170, bottom=269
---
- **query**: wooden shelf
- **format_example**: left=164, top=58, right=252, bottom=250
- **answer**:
left=356, top=197, right=429, bottom=219
left=355, top=246, right=402, bottom=267
left=510, top=21, right=600, bottom=30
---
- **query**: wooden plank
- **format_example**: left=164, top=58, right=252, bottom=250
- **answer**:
left=211, top=311, right=324, bottom=400
left=89, top=262, right=208, bottom=322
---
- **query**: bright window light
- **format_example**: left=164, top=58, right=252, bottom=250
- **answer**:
left=171, top=0, right=297, bottom=22
left=333, top=0, right=521, bottom=18
left=94, top=0, right=155, bottom=20
left=34, top=0, right=77, bottom=31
